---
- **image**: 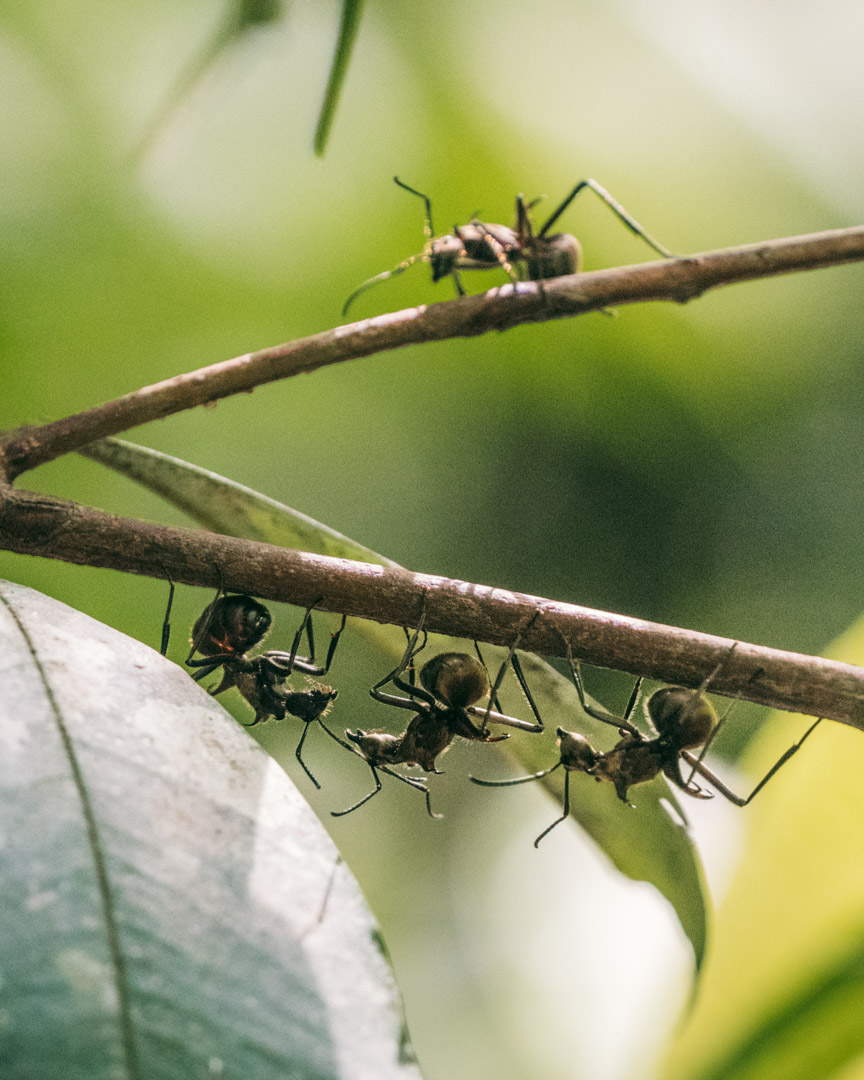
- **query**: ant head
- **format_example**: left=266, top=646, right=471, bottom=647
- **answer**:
left=420, top=652, right=489, bottom=709
left=192, top=594, right=271, bottom=657
left=646, top=687, right=717, bottom=750
left=298, top=685, right=338, bottom=721
left=427, top=234, right=464, bottom=282
left=556, top=727, right=601, bottom=772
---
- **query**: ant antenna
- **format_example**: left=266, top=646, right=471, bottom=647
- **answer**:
left=393, top=176, right=435, bottom=238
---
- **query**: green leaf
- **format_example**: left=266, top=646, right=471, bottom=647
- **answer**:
left=0, top=579, right=421, bottom=1080
left=314, top=0, right=365, bottom=156
left=660, top=616, right=864, bottom=1080
left=84, top=437, right=710, bottom=962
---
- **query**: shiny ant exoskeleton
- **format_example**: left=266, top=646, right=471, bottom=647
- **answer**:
left=342, top=175, right=673, bottom=315
left=471, top=640, right=824, bottom=846
left=331, top=615, right=544, bottom=818
left=162, top=579, right=347, bottom=789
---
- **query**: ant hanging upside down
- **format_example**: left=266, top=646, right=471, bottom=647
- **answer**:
left=162, top=578, right=347, bottom=789
left=331, top=613, right=545, bottom=818
left=342, top=175, right=674, bottom=315
left=471, top=640, right=824, bottom=846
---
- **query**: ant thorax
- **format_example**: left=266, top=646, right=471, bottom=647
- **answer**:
left=399, top=712, right=455, bottom=772
left=592, top=734, right=666, bottom=804
left=347, top=730, right=404, bottom=766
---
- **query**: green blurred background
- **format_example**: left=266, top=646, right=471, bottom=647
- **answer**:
left=3, top=2, right=864, bottom=1078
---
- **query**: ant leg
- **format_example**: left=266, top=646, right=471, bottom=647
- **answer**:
left=283, top=601, right=346, bottom=678
left=682, top=698, right=737, bottom=788
left=681, top=716, right=824, bottom=807
left=473, top=643, right=504, bottom=713
left=186, top=578, right=224, bottom=667
left=317, top=715, right=360, bottom=755
left=470, top=760, right=562, bottom=788
left=331, top=762, right=383, bottom=817
left=679, top=641, right=742, bottom=782
left=295, top=723, right=321, bottom=790
left=534, top=770, right=571, bottom=848
left=479, top=611, right=540, bottom=733
left=622, top=673, right=644, bottom=728
left=161, top=572, right=175, bottom=657
left=559, top=635, right=641, bottom=736
left=538, top=179, right=674, bottom=259
left=321, top=613, right=348, bottom=674
left=509, top=653, right=544, bottom=729
left=380, top=766, right=441, bottom=818
left=286, top=600, right=320, bottom=674
left=371, top=614, right=428, bottom=696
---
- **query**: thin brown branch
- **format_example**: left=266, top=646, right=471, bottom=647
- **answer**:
left=2, top=225, right=863, bottom=482
left=2, top=486, right=862, bottom=728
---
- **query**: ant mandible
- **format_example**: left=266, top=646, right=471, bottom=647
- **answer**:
left=331, top=613, right=544, bottom=818
left=471, top=640, right=823, bottom=846
left=162, top=578, right=347, bottom=789
left=342, top=175, right=674, bottom=315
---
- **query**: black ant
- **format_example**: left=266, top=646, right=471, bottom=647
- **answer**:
left=162, top=578, right=347, bottom=789
left=342, top=175, right=673, bottom=315
left=471, top=640, right=824, bottom=846
left=331, top=614, right=544, bottom=818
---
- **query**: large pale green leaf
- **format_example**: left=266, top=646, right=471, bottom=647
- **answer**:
left=660, top=616, right=864, bottom=1080
left=84, top=437, right=711, bottom=963
left=0, top=579, right=421, bottom=1080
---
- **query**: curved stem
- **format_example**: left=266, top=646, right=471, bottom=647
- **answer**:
left=0, top=485, right=862, bottom=728
left=2, top=226, right=864, bottom=481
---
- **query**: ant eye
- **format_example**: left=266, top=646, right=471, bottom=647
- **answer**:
left=647, top=686, right=716, bottom=749
left=420, top=653, right=488, bottom=709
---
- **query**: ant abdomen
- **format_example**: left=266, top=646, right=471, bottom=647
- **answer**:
left=192, top=594, right=271, bottom=657
left=647, top=686, right=717, bottom=750
left=419, top=653, right=488, bottom=710
left=525, top=232, right=582, bottom=280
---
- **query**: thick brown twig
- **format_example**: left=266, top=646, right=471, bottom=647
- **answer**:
left=2, top=226, right=863, bottom=481
left=2, top=486, right=862, bottom=728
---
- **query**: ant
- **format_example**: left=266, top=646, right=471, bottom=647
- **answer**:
left=471, top=640, right=824, bottom=847
left=342, top=175, right=674, bottom=315
left=162, top=577, right=347, bottom=789
left=331, top=614, right=544, bottom=818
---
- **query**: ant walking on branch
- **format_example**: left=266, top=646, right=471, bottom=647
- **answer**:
left=331, top=613, right=544, bottom=818
left=162, top=578, right=347, bottom=788
left=471, top=640, right=823, bottom=846
left=342, top=175, right=674, bottom=315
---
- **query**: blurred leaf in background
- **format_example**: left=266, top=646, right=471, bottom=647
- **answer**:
left=2, top=1, right=864, bottom=1078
